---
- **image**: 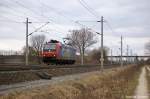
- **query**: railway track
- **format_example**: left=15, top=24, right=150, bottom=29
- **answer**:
left=0, top=64, right=119, bottom=72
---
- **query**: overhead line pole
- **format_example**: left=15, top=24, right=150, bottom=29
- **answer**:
left=25, top=18, right=49, bottom=66
left=75, top=16, right=105, bottom=69
left=25, top=18, right=29, bottom=66
left=111, top=49, right=113, bottom=64
left=130, top=49, right=133, bottom=63
left=121, top=36, right=123, bottom=67
left=101, top=16, right=104, bottom=70
left=126, top=45, right=129, bottom=63
left=97, top=16, right=104, bottom=71
left=25, top=18, right=32, bottom=66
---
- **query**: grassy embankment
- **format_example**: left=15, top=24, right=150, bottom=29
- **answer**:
left=0, top=65, right=141, bottom=99
left=0, top=66, right=100, bottom=85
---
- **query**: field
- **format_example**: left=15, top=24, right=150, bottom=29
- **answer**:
left=0, top=65, right=141, bottom=99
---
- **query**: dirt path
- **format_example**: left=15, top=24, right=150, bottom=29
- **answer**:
left=134, top=67, right=149, bottom=99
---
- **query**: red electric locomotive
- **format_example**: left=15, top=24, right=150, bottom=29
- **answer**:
left=41, top=40, right=76, bottom=64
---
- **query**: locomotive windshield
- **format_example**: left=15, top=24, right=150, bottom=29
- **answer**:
left=43, top=43, right=56, bottom=51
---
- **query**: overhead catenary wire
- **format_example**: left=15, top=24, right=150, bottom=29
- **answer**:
left=78, top=0, right=100, bottom=19
left=37, top=0, right=89, bottom=30
left=9, top=0, right=66, bottom=32
left=1, top=0, right=53, bottom=27
left=27, top=0, right=70, bottom=32
left=77, top=0, right=125, bottom=48
left=1, top=0, right=28, bottom=18
left=76, top=0, right=106, bottom=34
left=0, top=17, right=22, bottom=23
left=2, top=0, right=117, bottom=42
left=2, top=0, right=102, bottom=37
left=38, top=0, right=96, bottom=29
left=4, top=0, right=42, bottom=21
left=105, top=21, right=117, bottom=34
left=6, top=0, right=97, bottom=33
left=38, top=0, right=100, bottom=31
left=11, top=0, right=54, bottom=22
left=37, top=0, right=75, bottom=23
left=75, top=21, right=100, bottom=35
left=77, top=0, right=122, bottom=36
left=36, top=2, right=72, bottom=31
left=28, top=22, right=50, bottom=36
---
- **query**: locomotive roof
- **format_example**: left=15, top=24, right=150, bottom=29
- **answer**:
left=48, top=40, right=59, bottom=43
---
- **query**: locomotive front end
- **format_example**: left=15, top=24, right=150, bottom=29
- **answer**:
left=42, top=42, right=58, bottom=63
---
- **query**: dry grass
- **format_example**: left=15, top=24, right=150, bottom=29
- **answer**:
left=0, top=65, right=141, bottom=99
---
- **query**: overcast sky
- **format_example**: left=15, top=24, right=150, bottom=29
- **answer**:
left=0, top=0, right=150, bottom=55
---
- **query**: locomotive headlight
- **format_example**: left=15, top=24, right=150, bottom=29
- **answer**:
left=54, top=55, right=55, bottom=56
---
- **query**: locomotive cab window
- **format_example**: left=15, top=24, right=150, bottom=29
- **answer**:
left=43, top=43, right=56, bottom=51
left=49, top=43, right=56, bottom=51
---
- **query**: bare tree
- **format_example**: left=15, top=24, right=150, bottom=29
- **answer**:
left=89, top=47, right=109, bottom=64
left=66, top=28, right=97, bottom=65
left=30, top=34, right=46, bottom=63
left=145, top=41, right=150, bottom=55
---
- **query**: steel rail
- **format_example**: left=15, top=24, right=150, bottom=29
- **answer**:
left=0, top=64, right=119, bottom=72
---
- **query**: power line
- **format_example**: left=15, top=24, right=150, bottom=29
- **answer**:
left=4, top=0, right=41, bottom=21
left=38, top=0, right=97, bottom=30
left=77, top=0, right=123, bottom=38
left=3, top=0, right=100, bottom=37
left=78, top=0, right=120, bottom=36
left=11, top=0, right=67, bottom=32
left=40, top=29, right=68, bottom=35
left=78, top=0, right=100, bottom=19
left=0, top=16, right=22, bottom=23
left=0, top=20, right=22, bottom=23
left=11, top=0, right=53, bottom=22
left=17, top=1, right=69, bottom=31
left=0, top=19, right=51, bottom=24
left=75, top=21, right=99, bottom=34
left=13, top=0, right=98, bottom=33
left=1, top=0, right=103, bottom=45
left=38, top=0, right=75, bottom=22
left=105, top=21, right=116, bottom=34
left=1, top=0, right=26, bottom=19
left=37, top=0, right=87, bottom=30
